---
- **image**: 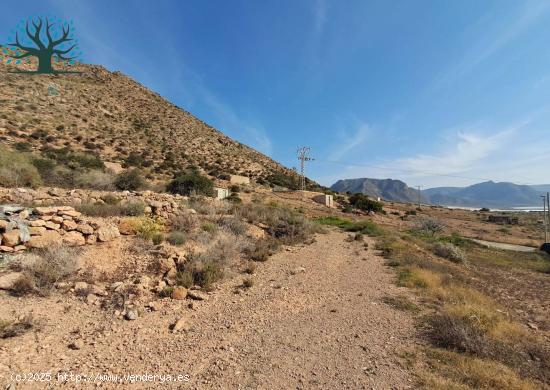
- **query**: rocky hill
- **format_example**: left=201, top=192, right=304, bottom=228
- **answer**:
left=331, top=178, right=428, bottom=203
left=332, top=177, right=545, bottom=208
left=0, top=52, right=298, bottom=187
left=424, top=181, right=543, bottom=208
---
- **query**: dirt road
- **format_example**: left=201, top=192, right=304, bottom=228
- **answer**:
left=471, top=239, right=538, bottom=252
left=0, top=230, right=417, bottom=389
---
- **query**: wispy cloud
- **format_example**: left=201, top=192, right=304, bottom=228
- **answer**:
left=434, top=1, right=550, bottom=88
left=313, top=0, right=327, bottom=35
left=329, top=122, right=369, bottom=160
left=397, top=130, right=512, bottom=176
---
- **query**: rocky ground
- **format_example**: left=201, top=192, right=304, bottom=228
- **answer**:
left=0, top=230, right=417, bottom=389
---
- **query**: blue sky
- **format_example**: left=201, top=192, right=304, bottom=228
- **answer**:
left=2, top=0, right=550, bottom=188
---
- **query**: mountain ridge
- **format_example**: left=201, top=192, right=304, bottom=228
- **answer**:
left=331, top=178, right=549, bottom=208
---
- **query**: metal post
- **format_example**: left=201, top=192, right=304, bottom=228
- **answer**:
left=543, top=195, right=548, bottom=243
left=547, top=192, right=550, bottom=243
left=297, top=147, right=313, bottom=199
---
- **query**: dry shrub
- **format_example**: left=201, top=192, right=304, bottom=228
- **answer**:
left=189, top=198, right=232, bottom=216
left=422, top=348, right=539, bottom=390
left=217, top=216, right=247, bottom=235
left=398, top=266, right=442, bottom=289
left=169, top=212, right=197, bottom=233
left=0, top=315, right=36, bottom=339
left=417, top=219, right=445, bottom=236
left=383, top=295, right=419, bottom=312
left=75, top=170, right=115, bottom=190
left=246, top=238, right=279, bottom=262
left=434, top=242, right=467, bottom=263
left=76, top=201, right=145, bottom=217
left=12, top=246, right=80, bottom=296
left=237, top=203, right=319, bottom=245
left=10, top=274, right=35, bottom=296
left=167, top=231, right=186, bottom=246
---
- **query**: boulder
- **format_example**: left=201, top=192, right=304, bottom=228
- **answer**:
left=59, top=210, right=81, bottom=218
left=96, top=226, right=120, bottom=242
left=44, top=221, right=59, bottom=230
left=62, top=220, right=78, bottom=231
left=0, top=246, right=14, bottom=253
left=171, top=287, right=188, bottom=300
left=29, top=226, right=47, bottom=236
left=0, top=220, right=8, bottom=231
left=28, top=220, right=46, bottom=227
left=34, top=207, right=58, bottom=216
left=85, top=234, right=97, bottom=245
left=118, top=219, right=136, bottom=235
left=172, top=316, right=191, bottom=332
left=76, top=224, right=94, bottom=235
left=51, top=216, right=64, bottom=224
left=125, top=309, right=139, bottom=321
left=74, top=282, right=89, bottom=294
left=62, top=231, right=86, bottom=246
left=26, top=230, right=62, bottom=249
left=187, top=290, right=208, bottom=301
left=1, top=230, right=20, bottom=247
left=0, top=272, right=24, bottom=290
left=158, top=257, right=176, bottom=273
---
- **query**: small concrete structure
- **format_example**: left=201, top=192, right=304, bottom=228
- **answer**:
left=488, top=215, right=519, bottom=225
left=230, top=175, right=250, bottom=185
left=213, top=187, right=230, bottom=200
left=313, top=194, right=334, bottom=207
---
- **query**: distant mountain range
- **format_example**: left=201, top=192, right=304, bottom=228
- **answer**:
left=331, top=178, right=549, bottom=208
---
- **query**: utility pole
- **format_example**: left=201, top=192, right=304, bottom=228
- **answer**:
left=542, top=195, right=548, bottom=243
left=416, top=185, right=423, bottom=209
left=297, top=147, right=313, bottom=198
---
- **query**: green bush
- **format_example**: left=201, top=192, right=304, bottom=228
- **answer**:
left=348, top=193, right=383, bottom=213
left=114, top=169, right=145, bottom=191
left=0, top=146, right=42, bottom=188
left=167, top=173, right=214, bottom=196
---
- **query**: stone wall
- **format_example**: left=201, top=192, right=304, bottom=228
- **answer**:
left=0, top=187, right=187, bottom=218
left=0, top=205, right=120, bottom=253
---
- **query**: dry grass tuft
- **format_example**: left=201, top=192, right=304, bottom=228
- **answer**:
left=0, top=315, right=36, bottom=339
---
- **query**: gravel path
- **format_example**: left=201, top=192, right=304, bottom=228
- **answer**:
left=0, top=230, right=417, bottom=389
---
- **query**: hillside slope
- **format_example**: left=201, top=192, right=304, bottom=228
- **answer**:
left=0, top=56, right=298, bottom=186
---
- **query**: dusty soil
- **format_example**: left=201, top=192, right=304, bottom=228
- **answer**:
left=0, top=230, right=417, bottom=389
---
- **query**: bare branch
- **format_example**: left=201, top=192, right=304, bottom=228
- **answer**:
left=45, top=18, right=55, bottom=47
left=53, top=44, right=76, bottom=55
left=55, top=52, right=76, bottom=61
left=49, top=24, right=72, bottom=49
left=26, top=17, right=46, bottom=50
left=8, top=31, right=39, bottom=55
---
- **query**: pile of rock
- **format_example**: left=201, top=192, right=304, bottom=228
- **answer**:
left=0, top=205, right=120, bottom=253
left=0, top=187, right=185, bottom=219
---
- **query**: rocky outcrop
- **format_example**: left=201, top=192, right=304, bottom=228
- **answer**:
left=0, top=204, right=119, bottom=252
